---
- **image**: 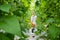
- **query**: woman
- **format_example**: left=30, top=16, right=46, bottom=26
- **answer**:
left=31, top=12, right=37, bottom=33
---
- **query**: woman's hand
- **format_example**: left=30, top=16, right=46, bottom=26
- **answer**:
left=32, top=23, right=35, bottom=27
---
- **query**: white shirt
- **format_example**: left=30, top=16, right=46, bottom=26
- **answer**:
left=31, top=15, right=37, bottom=25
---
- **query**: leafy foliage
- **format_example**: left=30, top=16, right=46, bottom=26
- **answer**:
left=0, top=4, right=11, bottom=13
left=0, top=0, right=60, bottom=40
left=0, top=33, right=10, bottom=40
left=0, top=0, right=30, bottom=40
left=35, top=0, right=60, bottom=40
left=0, top=16, right=21, bottom=36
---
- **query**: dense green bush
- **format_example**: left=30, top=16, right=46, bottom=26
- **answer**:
left=0, top=0, right=30, bottom=40
left=35, top=0, right=60, bottom=40
left=0, top=0, right=60, bottom=40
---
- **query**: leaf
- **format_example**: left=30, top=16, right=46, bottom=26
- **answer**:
left=0, top=4, right=11, bottom=13
left=38, top=25, right=44, bottom=30
left=10, top=5, right=17, bottom=11
left=0, top=15, right=21, bottom=36
left=5, top=33, right=14, bottom=40
left=0, top=33, right=10, bottom=40
left=46, top=18, right=54, bottom=24
left=48, top=24, right=58, bottom=39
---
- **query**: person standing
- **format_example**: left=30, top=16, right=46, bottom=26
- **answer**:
left=31, top=12, right=37, bottom=33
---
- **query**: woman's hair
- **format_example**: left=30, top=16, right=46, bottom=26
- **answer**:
left=32, top=11, right=35, bottom=15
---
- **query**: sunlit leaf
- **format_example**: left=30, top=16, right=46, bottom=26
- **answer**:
left=0, top=16, right=21, bottom=36
left=0, top=4, right=11, bottom=13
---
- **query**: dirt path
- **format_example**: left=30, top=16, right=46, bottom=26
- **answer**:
left=26, top=28, right=39, bottom=40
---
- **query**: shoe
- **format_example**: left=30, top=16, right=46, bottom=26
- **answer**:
left=32, top=36, right=35, bottom=38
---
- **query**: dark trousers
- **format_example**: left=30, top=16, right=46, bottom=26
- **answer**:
left=32, top=28, right=35, bottom=33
